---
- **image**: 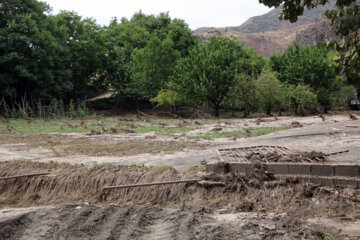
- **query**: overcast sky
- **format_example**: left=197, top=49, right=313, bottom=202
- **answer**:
left=42, top=0, right=272, bottom=29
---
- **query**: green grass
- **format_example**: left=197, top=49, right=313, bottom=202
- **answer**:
left=0, top=118, right=105, bottom=133
left=0, top=118, right=195, bottom=134
left=186, top=127, right=289, bottom=140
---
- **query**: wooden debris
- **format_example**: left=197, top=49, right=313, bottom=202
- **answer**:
left=0, top=172, right=51, bottom=181
left=349, top=113, right=358, bottom=120
left=345, top=125, right=358, bottom=128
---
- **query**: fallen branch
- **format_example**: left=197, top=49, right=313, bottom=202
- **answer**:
left=103, top=179, right=200, bottom=190
left=345, top=125, right=358, bottom=128
left=0, top=172, right=51, bottom=181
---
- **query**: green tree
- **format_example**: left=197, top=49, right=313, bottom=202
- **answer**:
left=256, top=71, right=283, bottom=115
left=102, top=12, right=197, bottom=106
left=286, top=84, right=318, bottom=115
left=169, top=36, right=265, bottom=117
left=226, top=73, right=258, bottom=117
left=0, top=1, right=105, bottom=102
left=49, top=11, right=106, bottom=98
left=0, top=0, right=63, bottom=99
left=102, top=17, right=150, bottom=100
left=270, top=43, right=340, bottom=112
left=258, top=0, right=360, bottom=82
left=129, top=36, right=181, bottom=105
left=331, top=84, right=357, bottom=107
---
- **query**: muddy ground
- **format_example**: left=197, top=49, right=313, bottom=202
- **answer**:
left=0, top=161, right=360, bottom=239
left=0, top=113, right=360, bottom=239
left=1, top=113, right=359, bottom=170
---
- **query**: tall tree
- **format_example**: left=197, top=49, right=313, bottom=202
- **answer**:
left=129, top=36, right=180, bottom=104
left=49, top=11, right=106, bottom=99
left=169, top=36, right=265, bottom=117
left=0, top=1, right=105, bottom=101
left=270, top=43, right=340, bottom=112
left=102, top=12, right=197, bottom=105
left=256, top=71, right=283, bottom=115
left=0, top=0, right=58, bottom=99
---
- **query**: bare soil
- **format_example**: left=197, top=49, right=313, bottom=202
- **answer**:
left=0, top=161, right=360, bottom=239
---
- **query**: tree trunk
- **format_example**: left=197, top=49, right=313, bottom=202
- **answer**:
left=266, top=107, right=271, bottom=116
left=214, top=104, right=220, bottom=117
left=323, top=106, right=328, bottom=114
left=294, top=103, right=298, bottom=115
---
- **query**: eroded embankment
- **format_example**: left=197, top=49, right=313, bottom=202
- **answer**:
left=1, top=161, right=360, bottom=239
left=0, top=161, right=359, bottom=211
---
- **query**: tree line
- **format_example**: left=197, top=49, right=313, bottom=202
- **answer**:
left=0, top=0, right=358, bottom=117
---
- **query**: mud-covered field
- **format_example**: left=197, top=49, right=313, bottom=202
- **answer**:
left=0, top=113, right=360, bottom=239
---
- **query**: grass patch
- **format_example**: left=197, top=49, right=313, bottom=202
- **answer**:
left=186, top=127, right=289, bottom=140
left=0, top=118, right=113, bottom=133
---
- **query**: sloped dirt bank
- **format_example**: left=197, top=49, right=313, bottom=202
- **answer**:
left=1, top=161, right=360, bottom=239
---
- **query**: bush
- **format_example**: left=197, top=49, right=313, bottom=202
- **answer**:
left=331, top=85, right=357, bottom=108
left=286, top=84, right=318, bottom=115
left=256, top=71, right=283, bottom=115
left=151, top=89, right=185, bottom=113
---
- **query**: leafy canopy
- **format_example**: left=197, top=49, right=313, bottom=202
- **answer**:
left=270, top=43, right=340, bottom=109
left=169, top=36, right=265, bottom=116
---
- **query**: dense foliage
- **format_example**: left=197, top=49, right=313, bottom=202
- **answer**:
left=0, top=0, right=357, bottom=118
left=270, top=43, right=341, bottom=112
left=167, top=37, right=265, bottom=116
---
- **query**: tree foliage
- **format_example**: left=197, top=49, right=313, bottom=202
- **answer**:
left=102, top=12, right=197, bottom=105
left=256, top=71, right=283, bottom=115
left=0, top=0, right=105, bottom=101
left=258, top=0, right=360, bottom=82
left=286, top=84, right=318, bottom=115
left=270, top=43, right=340, bottom=111
left=169, top=36, right=265, bottom=116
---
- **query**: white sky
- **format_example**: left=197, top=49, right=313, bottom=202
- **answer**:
left=42, top=0, right=271, bottom=29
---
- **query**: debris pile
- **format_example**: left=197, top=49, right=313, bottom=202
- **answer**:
left=245, top=151, right=327, bottom=163
left=218, top=146, right=348, bottom=163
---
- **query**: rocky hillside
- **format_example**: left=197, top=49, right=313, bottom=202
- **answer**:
left=193, top=3, right=335, bottom=57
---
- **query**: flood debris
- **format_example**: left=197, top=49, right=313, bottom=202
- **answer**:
left=349, top=113, right=358, bottom=120
left=0, top=172, right=51, bottom=181
left=291, top=121, right=303, bottom=128
left=245, top=151, right=328, bottom=163
left=217, top=145, right=349, bottom=163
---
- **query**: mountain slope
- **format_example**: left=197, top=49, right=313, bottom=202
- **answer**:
left=234, top=5, right=328, bottom=33
left=193, top=3, right=335, bottom=57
